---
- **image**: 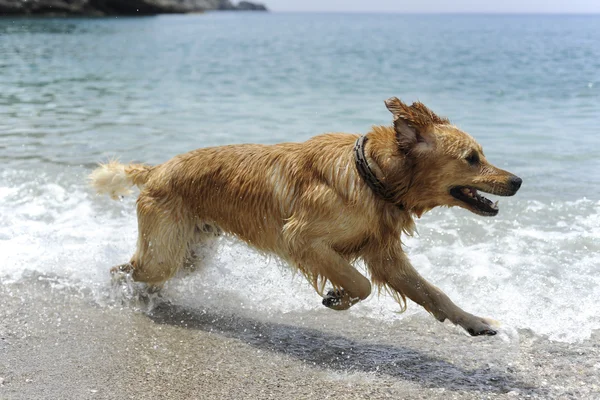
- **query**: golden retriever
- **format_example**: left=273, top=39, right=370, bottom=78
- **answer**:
left=90, top=97, right=521, bottom=336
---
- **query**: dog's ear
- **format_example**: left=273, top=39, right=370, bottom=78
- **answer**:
left=385, top=97, right=421, bottom=149
left=385, top=97, right=447, bottom=152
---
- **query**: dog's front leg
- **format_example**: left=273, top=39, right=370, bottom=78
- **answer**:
left=289, top=242, right=372, bottom=311
left=365, top=246, right=497, bottom=336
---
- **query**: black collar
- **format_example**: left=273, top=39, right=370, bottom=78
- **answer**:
left=353, top=135, right=403, bottom=209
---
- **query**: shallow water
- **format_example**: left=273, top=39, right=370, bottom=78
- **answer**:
left=1, top=13, right=599, bottom=344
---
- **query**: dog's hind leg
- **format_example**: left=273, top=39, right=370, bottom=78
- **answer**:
left=289, top=242, right=371, bottom=311
left=113, top=195, right=195, bottom=288
left=364, top=244, right=497, bottom=336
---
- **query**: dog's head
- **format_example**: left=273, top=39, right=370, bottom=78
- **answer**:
left=384, top=97, right=521, bottom=217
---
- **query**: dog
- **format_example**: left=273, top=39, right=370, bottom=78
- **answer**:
left=90, top=97, right=521, bottom=336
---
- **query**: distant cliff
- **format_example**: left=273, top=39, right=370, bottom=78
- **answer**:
left=0, top=0, right=267, bottom=16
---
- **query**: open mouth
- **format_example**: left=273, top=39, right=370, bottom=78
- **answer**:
left=450, top=187, right=499, bottom=216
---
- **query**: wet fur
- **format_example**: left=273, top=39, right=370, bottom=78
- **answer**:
left=90, top=98, right=521, bottom=336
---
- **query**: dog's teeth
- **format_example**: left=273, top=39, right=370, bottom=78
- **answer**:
left=493, top=201, right=499, bottom=208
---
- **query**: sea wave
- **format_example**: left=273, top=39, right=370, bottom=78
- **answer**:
left=1, top=169, right=599, bottom=342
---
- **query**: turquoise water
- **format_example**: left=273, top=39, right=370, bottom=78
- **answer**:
left=1, top=13, right=599, bottom=342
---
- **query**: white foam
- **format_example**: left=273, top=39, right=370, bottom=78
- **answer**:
left=1, top=169, right=599, bottom=343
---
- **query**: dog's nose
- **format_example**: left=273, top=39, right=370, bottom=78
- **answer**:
left=509, top=176, right=522, bottom=191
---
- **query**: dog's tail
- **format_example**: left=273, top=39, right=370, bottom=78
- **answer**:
left=89, top=161, right=153, bottom=200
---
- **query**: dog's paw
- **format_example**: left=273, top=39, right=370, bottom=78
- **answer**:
left=464, top=317, right=499, bottom=336
left=322, top=289, right=359, bottom=311
left=109, top=264, right=163, bottom=311
left=467, top=327, right=497, bottom=336
left=322, top=289, right=344, bottom=309
left=110, top=262, right=134, bottom=276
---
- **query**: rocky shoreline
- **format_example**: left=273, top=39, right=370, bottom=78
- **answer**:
left=0, top=0, right=267, bottom=16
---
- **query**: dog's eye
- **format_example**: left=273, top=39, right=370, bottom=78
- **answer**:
left=465, top=153, right=480, bottom=165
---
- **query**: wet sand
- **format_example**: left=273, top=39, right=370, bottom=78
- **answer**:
left=1, top=278, right=599, bottom=400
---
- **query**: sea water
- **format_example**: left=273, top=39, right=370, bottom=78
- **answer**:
left=1, top=13, right=599, bottom=343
